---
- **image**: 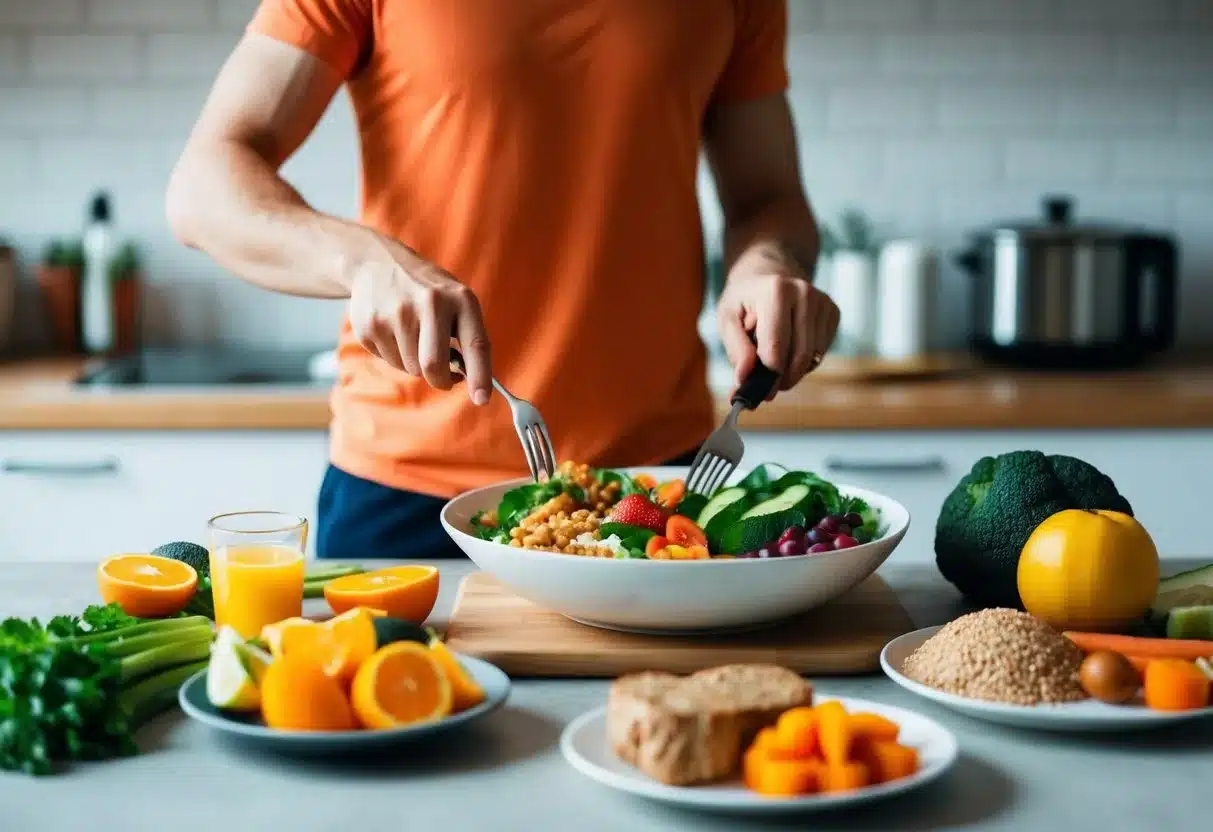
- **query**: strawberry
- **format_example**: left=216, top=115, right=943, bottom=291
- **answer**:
left=608, top=494, right=670, bottom=534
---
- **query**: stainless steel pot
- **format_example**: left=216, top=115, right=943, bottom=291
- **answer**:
left=957, top=196, right=1177, bottom=369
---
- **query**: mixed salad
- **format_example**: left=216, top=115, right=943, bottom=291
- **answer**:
left=469, top=463, right=884, bottom=560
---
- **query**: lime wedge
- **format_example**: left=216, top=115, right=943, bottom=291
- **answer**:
left=207, top=626, right=261, bottom=712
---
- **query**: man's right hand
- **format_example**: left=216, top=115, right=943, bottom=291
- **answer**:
left=347, top=241, right=493, bottom=406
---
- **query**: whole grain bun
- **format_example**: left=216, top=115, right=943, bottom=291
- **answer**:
left=606, top=664, right=813, bottom=786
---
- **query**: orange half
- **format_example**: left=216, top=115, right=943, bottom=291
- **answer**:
left=323, top=565, right=439, bottom=623
left=351, top=642, right=453, bottom=730
left=97, top=554, right=198, bottom=618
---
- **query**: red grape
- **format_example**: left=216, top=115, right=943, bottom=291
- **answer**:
left=818, top=516, right=841, bottom=533
left=807, top=542, right=832, bottom=554
left=843, top=512, right=863, bottom=528
left=778, top=526, right=805, bottom=545
left=834, top=534, right=859, bottom=550
left=777, top=538, right=805, bottom=557
left=836, top=524, right=852, bottom=536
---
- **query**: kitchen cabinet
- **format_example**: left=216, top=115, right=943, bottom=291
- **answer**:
left=739, top=429, right=1213, bottom=566
left=0, top=431, right=329, bottom=563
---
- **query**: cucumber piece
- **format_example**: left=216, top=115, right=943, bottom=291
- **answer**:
left=675, top=493, right=709, bottom=520
left=739, top=484, right=813, bottom=521
left=1165, top=605, right=1213, bottom=641
left=697, top=486, right=750, bottom=529
left=719, top=509, right=807, bottom=555
left=1152, top=563, right=1213, bottom=616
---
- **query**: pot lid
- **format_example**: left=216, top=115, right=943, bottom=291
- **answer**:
left=976, top=196, right=1151, bottom=242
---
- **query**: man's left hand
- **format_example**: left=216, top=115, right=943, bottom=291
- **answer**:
left=716, top=242, right=840, bottom=399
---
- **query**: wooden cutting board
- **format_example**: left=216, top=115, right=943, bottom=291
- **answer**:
left=443, top=572, right=914, bottom=678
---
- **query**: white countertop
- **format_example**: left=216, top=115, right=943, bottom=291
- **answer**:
left=2, top=559, right=1210, bottom=832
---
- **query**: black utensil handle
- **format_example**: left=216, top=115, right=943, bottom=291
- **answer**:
left=730, top=332, right=781, bottom=410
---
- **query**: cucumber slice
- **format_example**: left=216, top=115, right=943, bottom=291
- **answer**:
left=739, top=484, right=812, bottom=521
left=697, top=486, right=750, bottom=529
left=1152, top=563, right=1213, bottom=615
left=719, top=509, right=807, bottom=555
left=1165, top=605, right=1213, bottom=641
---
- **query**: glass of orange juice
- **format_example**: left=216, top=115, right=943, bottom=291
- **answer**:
left=208, top=511, right=308, bottom=639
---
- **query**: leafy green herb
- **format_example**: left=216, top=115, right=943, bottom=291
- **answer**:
left=0, top=613, right=212, bottom=776
left=674, top=493, right=709, bottom=520
left=598, top=522, right=656, bottom=551
left=720, top=508, right=806, bottom=555
left=736, top=463, right=790, bottom=501
left=498, top=479, right=566, bottom=530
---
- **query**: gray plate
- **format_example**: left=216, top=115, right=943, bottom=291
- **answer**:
left=178, top=653, right=511, bottom=754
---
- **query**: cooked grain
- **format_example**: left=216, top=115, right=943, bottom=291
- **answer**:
left=902, top=608, right=1088, bottom=706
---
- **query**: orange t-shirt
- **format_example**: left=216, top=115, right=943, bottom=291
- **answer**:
left=249, top=0, right=789, bottom=498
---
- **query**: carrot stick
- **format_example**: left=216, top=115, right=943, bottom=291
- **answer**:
left=1063, top=631, right=1213, bottom=662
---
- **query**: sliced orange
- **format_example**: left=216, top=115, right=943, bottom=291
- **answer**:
left=324, top=565, right=439, bottom=623
left=351, top=642, right=453, bottom=730
left=428, top=637, right=486, bottom=712
left=279, top=607, right=378, bottom=686
left=260, top=652, right=356, bottom=732
left=260, top=616, right=316, bottom=658
left=97, top=554, right=198, bottom=618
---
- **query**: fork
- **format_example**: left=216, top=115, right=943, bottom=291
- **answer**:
left=449, top=347, right=556, bottom=482
left=685, top=356, right=781, bottom=497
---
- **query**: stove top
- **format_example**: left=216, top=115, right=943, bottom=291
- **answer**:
left=74, top=347, right=331, bottom=387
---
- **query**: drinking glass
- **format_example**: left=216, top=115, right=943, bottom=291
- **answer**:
left=208, top=511, right=308, bottom=639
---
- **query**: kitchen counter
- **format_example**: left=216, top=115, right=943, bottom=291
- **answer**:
left=1, top=558, right=1209, bottom=832
left=4, top=353, right=1213, bottom=431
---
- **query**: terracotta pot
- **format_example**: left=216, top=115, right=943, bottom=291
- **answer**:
left=38, top=265, right=81, bottom=355
left=112, top=271, right=142, bottom=355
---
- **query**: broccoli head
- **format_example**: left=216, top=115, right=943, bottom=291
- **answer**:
left=934, top=450, right=1133, bottom=609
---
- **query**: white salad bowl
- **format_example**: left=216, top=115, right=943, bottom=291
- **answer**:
left=441, top=466, right=910, bottom=633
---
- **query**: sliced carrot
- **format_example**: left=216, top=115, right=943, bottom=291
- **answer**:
left=814, top=700, right=852, bottom=766
left=682, top=544, right=711, bottom=560
left=1064, top=631, right=1213, bottom=662
left=654, top=479, right=686, bottom=509
left=849, top=712, right=900, bottom=742
left=857, top=741, right=920, bottom=784
left=644, top=535, right=668, bottom=557
left=820, top=761, right=868, bottom=793
left=665, top=515, right=707, bottom=549
left=747, top=753, right=822, bottom=797
left=774, top=707, right=818, bottom=758
left=1143, top=659, right=1211, bottom=712
left=632, top=473, right=658, bottom=491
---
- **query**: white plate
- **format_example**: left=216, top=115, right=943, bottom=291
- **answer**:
left=441, top=467, right=910, bottom=633
left=881, top=626, right=1213, bottom=732
left=560, top=695, right=958, bottom=815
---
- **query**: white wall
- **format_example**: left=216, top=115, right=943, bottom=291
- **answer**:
left=1, top=0, right=1210, bottom=350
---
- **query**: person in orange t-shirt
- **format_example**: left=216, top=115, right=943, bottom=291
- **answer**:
left=167, top=0, right=839, bottom=560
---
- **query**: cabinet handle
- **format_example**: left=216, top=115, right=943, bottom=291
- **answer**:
left=1, top=457, right=121, bottom=476
left=823, top=456, right=946, bottom=475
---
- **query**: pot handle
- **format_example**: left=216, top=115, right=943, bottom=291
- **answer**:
left=1128, top=236, right=1178, bottom=351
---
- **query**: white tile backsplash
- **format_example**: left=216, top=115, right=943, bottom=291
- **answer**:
left=0, top=0, right=1208, bottom=350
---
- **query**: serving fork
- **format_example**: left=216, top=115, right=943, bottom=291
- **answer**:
left=449, top=347, right=556, bottom=483
left=685, top=356, right=782, bottom=497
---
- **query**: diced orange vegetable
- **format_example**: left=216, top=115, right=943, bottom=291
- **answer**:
left=747, top=753, right=823, bottom=797
left=750, top=726, right=799, bottom=760
left=857, top=741, right=920, bottom=784
left=849, top=712, right=900, bottom=742
left=814, top=700, right=853, bottom=766
left=654, top=479, right=686, bottom=509
left=1143, top=658, right=1211, bottom=712
left=632, top=473, right=658, bottom=491
left=820, top=761, right=869, bottom=793
left=644, top=535, right=668, bottom=557
left=774, top=707, right=818, bottom=757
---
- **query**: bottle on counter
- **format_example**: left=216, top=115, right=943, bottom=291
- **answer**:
left=81, top=191, right=116, bottom=355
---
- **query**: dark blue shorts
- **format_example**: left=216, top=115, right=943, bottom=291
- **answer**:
left=317, top=449, right=700, bottom=560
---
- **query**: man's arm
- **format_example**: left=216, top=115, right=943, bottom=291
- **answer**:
left=165, top=34, right=493, bottom=399
left=703, top=92, right=818, bottom=280
left=166, top=34, right=379, bottom=298
left=704, top=92, right=837, bottom=391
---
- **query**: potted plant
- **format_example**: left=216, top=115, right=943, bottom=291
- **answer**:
left=38, top=238, right=85, bottom=355
left=108, top=241, right=142, bottom=355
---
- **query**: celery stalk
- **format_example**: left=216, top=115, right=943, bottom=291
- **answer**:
left=102, top=624, right=214, bottom=658
left=118, top=633, right=213, bottom=684
left=120, top=659, right=208, bottom=729
left=68, top=615, right=212, bottom=646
